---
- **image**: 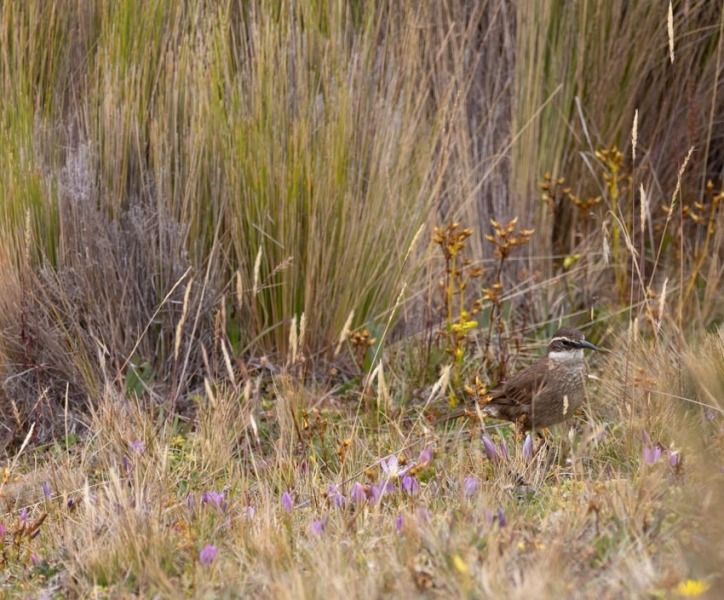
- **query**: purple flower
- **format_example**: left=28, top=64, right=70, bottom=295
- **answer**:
left=281, top=491, right=294, bottom=513
left=122, top=455, right=132, bottom=474
left=381, top=455, right=408, bottom=478
left=20, top=508, right=28, bottom=524
left=522, top=434, right=534, bottom=461
left=242, top=506, right=255, bottom=521
left=668, top=450, right=680, bottom=468
left=0, top=524, right=5, bottom=538
left=401, top=475, right=419, bottom=496
left=482, top=434, right=500, bottom=463
left=497, top=507, right=507, bottom=528
left=591, top=424, right=608, bottom=443
left=41, top=481, right=52, bottom=502
left=199, top=545, right=217, bottom=565
left=395, top=514, right=404, bottom=533
left=128, top=440, right=145, bottom=455
left=201, top=491, right=228, bottom=513
left=327, top=484, right=347, bottom=508
left=29, top=554, right=39, bottom=567
left=309, top=519, right=326, bottom=536
left=463, top=476, right=478, bottom=498
left=369, top=482, right=395, bottom=504
left=417, top=446, right=433, bottom=469
left=350, top=482, right=367, bottom=505
left=498, top=438, right=509, bottom=460
left=643, top=446, right=662, bottom=465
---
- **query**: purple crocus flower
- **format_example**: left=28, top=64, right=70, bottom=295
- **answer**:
left=199, top=545, right=217, bottom=565
left=20, top=508, right=28, bottom=524
left=350, top=482, right=367, bottom=505
left=281, top=491, right=294, bottom=513
left=369, top=481, right=395, bottom=504
left=498, top=438, right=509, bottom=460
left=668, top=450, right=680, bottom=467
left=497, top=507, right=507, bottom=528
left=643, top=446, right=662, bottom=465
left=201, top=491, right=228, bottom=513
left=327, top=484, right=347, bottom=509
left=0, top=524, right=5, bottom=538
left=395, top=514, right=404, bottom=533
left=463, top=476, right=479, bottom=498
left=401, top=475, right=419, bottom=496
left=417, top=446, right=433, bottom=469
left=41, top=482, right=52, bottom=502
left=381, top=455, right=408, bottom=478
left=122, top=455, right=132, bottom=474
left=309, top=519, right=325, bottom=536
left=522, top=434, right=534, bottom=461
left=481, top=434, right=500, bottom=463
left=242, top=506, right=255, bottom=521
left=128, top=440, right=145, bottom=455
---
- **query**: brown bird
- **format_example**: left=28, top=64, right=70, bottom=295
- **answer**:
left=441, top=327, right=600, bottom=432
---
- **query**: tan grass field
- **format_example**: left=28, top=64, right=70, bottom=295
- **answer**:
left=0, top=1, right=722, bottom=598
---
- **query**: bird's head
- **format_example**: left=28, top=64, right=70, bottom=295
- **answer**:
left=547, top=327, right=600, bottom=361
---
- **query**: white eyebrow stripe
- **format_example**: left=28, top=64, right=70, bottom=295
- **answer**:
left=549, top=336, right=580, bottom=344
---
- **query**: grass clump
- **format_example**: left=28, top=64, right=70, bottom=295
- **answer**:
left=0, top=0, right=722, bottom=598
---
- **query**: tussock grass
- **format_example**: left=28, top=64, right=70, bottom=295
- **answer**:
left=3, top=339, right=722, bottom=597
left=0, top=0, right=722, bottom=597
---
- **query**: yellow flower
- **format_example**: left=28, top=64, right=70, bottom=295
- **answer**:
left=452, top=554, right=469, bottom=575
left=676, top=579, right=711, bottom=597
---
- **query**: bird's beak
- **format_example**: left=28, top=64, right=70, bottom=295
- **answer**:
left=579, top=340, right=600, bottom=352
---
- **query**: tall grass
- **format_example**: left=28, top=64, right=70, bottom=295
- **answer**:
left=0, top=0, right=722, bottom=597
left=216, top=3, right=451, bottom=352
left=514, top=0, right=723, bottom=323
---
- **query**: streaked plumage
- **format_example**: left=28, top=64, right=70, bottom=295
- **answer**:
left=442, top=327, right=600, bottom=431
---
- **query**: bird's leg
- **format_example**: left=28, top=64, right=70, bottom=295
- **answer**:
left=514, top=413, right=529, bottom=442
left=537, top=428, right=550, bottom=442
left=514, top=420, right=526, bottom=442
left=534, top=428, right=552, bottom=454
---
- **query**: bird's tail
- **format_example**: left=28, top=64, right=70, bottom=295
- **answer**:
left=434, top=404, right=496, bottom=425
left=433, top=408, right=469, bottom=424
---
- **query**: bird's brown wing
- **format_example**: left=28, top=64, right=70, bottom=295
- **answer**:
left=434, top=361, right=550, bottom=425
left=483, top=360, right=550, bottom=422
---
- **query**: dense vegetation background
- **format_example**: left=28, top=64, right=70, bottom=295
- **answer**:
left=0, top=1, right=722, bottom=597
